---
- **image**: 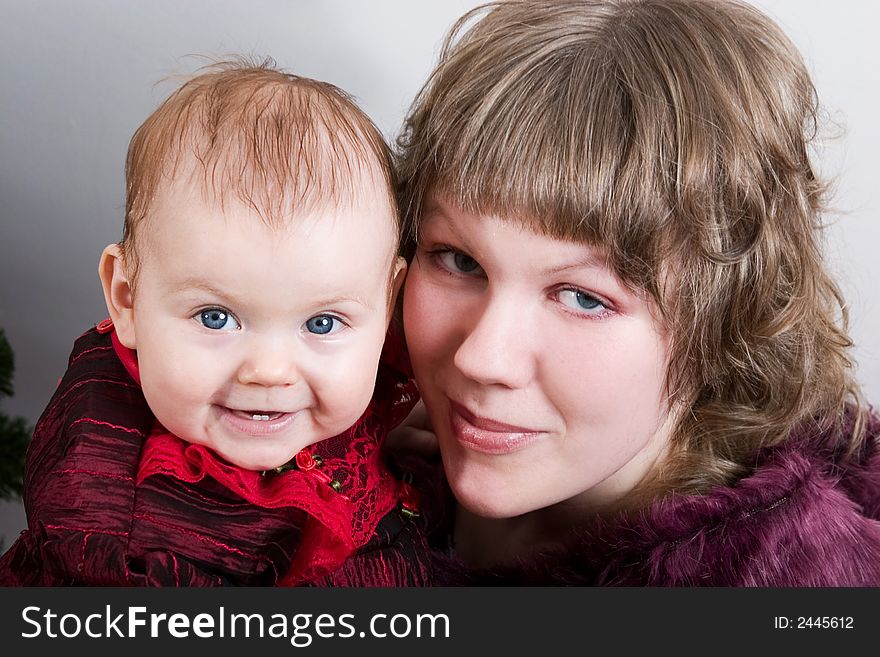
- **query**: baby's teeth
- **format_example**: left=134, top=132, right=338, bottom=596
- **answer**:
left=252, top=414, right=270, bottom=421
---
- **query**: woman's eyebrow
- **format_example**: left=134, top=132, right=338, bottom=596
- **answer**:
left=420, top=198, right=454, bottom=226
left=420, top=206, right=468, bottom=245
left=542, top=252, right=607, bottom=275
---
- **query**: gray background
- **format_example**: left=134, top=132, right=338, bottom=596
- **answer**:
left=1, top=0, right=878, bottom=548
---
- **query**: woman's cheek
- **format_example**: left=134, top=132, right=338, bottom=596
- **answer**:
left=403, top=271, right=454, bottom=362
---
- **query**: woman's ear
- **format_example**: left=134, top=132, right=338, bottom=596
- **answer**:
left=387, top=256, right=408, bottom=319
left=98, top=244, right=137, bottom=348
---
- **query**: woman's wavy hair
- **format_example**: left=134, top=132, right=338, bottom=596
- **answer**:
left=397, top=0, right=867, bottom=498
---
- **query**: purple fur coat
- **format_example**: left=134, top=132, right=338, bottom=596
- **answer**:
left=420, top=413, right=880, bottom=586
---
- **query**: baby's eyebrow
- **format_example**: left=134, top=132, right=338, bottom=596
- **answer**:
left=167, top=277, right=376, bottom=310
left=167, top=278, right=232, bottom=298
left=310, top=294, right=375, bottom=310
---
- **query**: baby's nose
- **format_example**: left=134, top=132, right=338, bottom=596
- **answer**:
left=235, top=338, right=299, bottom=387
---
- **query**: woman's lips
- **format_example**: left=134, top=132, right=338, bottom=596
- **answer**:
left=217, top=406, right=298, bottom=436
left=448, top=401, right=544, bottom=455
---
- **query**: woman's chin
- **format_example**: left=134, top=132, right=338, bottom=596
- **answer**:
left=447, top=471, right=534, bottom=519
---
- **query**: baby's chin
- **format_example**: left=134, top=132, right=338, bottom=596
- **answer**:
left=221, top=451, right=298, bottom=472
left=203, top=442, right=302, bottom=472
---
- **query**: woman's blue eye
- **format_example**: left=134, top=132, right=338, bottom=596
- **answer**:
left=454, top=252, right=479, bottom=273
left=305, top=314, right=342, bottom=335
left=437, top=250, right=483, bottom=275
left=197, top=309, right=240, bottom=330
left=557, top=289, right=606, bottom=314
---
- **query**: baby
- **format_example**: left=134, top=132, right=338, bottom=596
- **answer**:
left=0, top=61, right=428, bottom=586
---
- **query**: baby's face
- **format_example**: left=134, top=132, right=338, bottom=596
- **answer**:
left=125, top=181, right=401, bottom=470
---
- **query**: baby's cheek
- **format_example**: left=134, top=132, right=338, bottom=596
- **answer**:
left=143, top=353, right=215, bottom=420
left=315, top=363, right=379, bottom=428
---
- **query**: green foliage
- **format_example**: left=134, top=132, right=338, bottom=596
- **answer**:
left=0, top=327, right=14, bottom=397
left=0, top=328, right=30, bottom=500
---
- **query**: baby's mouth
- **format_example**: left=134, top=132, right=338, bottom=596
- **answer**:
left=232, top=409, right=284, bottom=422
left=217, top=406, right=298, bottom=436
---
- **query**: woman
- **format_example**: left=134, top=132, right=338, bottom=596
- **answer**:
left=394, top=0, right=880, bottom=585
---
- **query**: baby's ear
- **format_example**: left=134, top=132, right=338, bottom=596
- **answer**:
left=387, top=256, right=408, bottom=319
left=98, top=244, right=136, bottom=348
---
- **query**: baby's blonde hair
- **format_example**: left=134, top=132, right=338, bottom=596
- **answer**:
left=123, top=58, right=397, bottom=285
left=398, top=0, right=867, bottom=499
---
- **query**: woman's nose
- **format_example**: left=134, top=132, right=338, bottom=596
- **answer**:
left=236, top=336, right=299, bottom=387
left=452, top=293, right=534, bottom=389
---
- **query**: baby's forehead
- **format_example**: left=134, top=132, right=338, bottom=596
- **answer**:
left=141, top=174, right=400, bottom=263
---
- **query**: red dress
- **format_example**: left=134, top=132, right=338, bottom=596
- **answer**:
left=0, top=322, right=431, bottom=586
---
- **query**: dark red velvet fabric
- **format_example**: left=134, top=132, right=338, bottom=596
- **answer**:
left=0, top=324, right=432, bottom=586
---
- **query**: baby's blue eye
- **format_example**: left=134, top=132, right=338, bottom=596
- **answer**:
left=305, top=314, right=342, bottom=335
left=198, top=309, right=240, bottom=331
left=557, top=289, right=606, bottom=314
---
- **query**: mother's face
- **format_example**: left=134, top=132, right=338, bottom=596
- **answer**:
left=402, top=195, right=674, bottom=519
